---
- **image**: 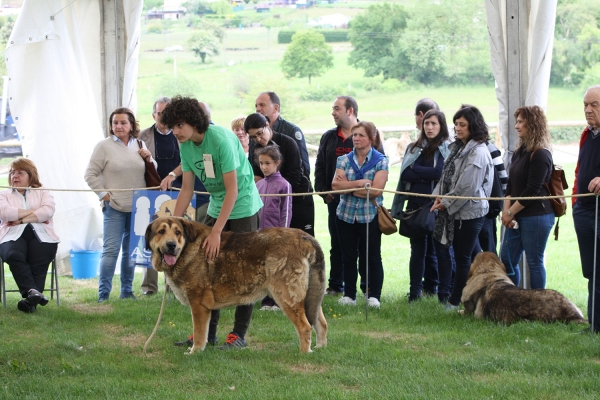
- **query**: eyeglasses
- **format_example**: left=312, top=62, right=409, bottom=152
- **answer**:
left=249, top=129, right=266, bottom=141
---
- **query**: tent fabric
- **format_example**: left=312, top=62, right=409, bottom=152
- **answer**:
left=5, top=0, right=142, bottom=271
left=485, top=0, right=557, bottom=158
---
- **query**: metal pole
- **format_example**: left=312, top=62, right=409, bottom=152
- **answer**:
left=593, top=194, right=598, bottom=333
left=365, top=183, right=371, bottom=321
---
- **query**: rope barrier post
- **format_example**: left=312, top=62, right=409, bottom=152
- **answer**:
left=364, top=183, right=371, bottom=322
left=593, top=194, right=599, bottom=333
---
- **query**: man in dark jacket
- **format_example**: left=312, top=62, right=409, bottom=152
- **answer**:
left=315, top=96, right=359, bottom=295
left=254, top=91, right=310, bottom=175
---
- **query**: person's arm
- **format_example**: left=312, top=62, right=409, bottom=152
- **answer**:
left=410, top=154, right=444, bottom=181
left=202, top=170, right=237, bottom=262
left=314, top=133, right=333, bottom=202
left=30, top=190, right=55, bottom=223
left=281, top=183, right=293, bottom=228
left=353, top=169, right=388, bottom=198
left=0, top=192, right=35, bottom=223
left=160, top=164, right=183, bottom=191
left=331, top=168, right=372, bottom=193
left=173, top=171, right=195, bottom=217
left=84, top=142, right=108, bottom=201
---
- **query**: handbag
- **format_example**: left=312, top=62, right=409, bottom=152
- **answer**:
left=399, top=201, right=437, bottom=239
left=531, top=151, right=568, bottom=240
left=137, top=140, right=162, bottom=188
left=370, top=198, right=397, bottom=235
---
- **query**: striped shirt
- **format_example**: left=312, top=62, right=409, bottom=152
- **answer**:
left=336, top=148, right=389, bottom=224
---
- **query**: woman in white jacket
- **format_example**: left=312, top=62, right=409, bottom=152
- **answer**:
left=431, top=105, right=494, bottom=310
left=0, top=158, right=59, bottom=313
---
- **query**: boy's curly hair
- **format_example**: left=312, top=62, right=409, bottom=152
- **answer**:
left=160, top=95, right=210, bottom=134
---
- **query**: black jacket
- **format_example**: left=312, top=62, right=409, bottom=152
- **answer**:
left=271, top=115, right=310, bottom=176
left=314, top=128, right=342, bottom=201
left=250, top=131, right=312, bottom=197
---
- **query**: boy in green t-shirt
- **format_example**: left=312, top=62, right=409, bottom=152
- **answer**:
left=161, top=96, right=263, bottom=350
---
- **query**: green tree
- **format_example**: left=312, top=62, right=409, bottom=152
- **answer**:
left=347, top=2, right=409, bottom=80
left=210, top=0, right=232, bottom=15
left=183, top=0, right=210, bottom=15
left=187, top=30, right=220, bottom=63
left=280, top=30, right=333, bottom=84
left=552, top=0, right=600, bottom=86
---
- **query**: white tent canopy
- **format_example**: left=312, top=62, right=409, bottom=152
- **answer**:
left=5, top=0, right=142, bottom=271
left=486, top=0, right=557, bottom=165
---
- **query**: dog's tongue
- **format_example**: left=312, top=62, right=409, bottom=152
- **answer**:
left=163, top=254, right=177, bottom=266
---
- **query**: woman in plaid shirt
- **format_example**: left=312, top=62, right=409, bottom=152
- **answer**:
left=331, top=121, right=389, bottom=309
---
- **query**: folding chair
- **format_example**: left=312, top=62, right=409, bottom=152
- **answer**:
left=0, top=256, right=60, bottom=307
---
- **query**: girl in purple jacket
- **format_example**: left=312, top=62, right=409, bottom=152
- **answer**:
left=255, top=145, right=292, bottom=310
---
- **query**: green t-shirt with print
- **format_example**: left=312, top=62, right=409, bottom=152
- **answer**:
left=180, top=124, right=262, bottom=219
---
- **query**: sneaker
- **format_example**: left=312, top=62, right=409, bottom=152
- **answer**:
left=260, top=305, right=273, bottom=311
left=438, top=295, right=449, bottom=304
left=98, top=294, right=109, bottom=303
left=367, top=297, right=381, bottom=308
left=325, top=287, right=343, bottom=296
left=120, top=292, right=137, bottom=300
left=174, top=334, right=194, bottom=347
left=174, top=335, right=219, bottom=347
left=270, top=305, right=281, bottom=311
left=219, top=333, right=247, bottom=350
left=338, top=296, right=356, bottom=306
left=445, top=303, right=460, bottom=312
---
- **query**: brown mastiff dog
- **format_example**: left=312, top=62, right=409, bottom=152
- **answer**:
left=461, top=252, right=586, bottom=325
left=145, top=217, right=328, bottom=354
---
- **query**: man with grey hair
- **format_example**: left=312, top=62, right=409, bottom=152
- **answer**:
left=254, top=91, right=310, bottom=175
left=573, top=84, right=600, bottom=333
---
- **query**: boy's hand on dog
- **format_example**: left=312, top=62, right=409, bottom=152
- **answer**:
left=202, top=230, right=221, bottom=262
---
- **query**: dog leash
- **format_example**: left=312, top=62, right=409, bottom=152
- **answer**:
left=143, top=283, right=169, bottom=356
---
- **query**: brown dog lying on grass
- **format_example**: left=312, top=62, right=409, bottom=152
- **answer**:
left=145, top=217, right=328, bottom=354
left=461, top=252, right=587, bottom=325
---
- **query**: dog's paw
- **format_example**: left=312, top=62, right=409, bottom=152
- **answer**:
left=185, top=347, right=195, bottom=355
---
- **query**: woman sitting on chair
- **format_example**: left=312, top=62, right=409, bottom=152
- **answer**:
left=0, top=158, right=59, bottom=313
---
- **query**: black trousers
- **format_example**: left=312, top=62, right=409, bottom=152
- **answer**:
left=0, top=224, right=58, bottom=297
left=290, top=195, right=315, bottom=237
left=204, top=212, right=259, bottom=339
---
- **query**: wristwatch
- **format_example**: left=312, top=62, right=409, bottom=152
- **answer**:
left=506, top=209, right=512, bottom=217
left=168, top=172, right=177, bottom=179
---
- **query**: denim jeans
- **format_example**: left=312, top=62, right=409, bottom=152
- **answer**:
left=573, top=203, right=600, bottom=330
left=408, top=234, right=438, bottom=296
left=478, top=217, right=498, bottom=254
left=336, top=216, right=384, bottom=301
left=500, top=212, right=555, bottom=288
left=327, top=200, right=344, bottom=292
left=448, top=217, right=484, bottom=306
left=98, top=203, right=134, bottom=298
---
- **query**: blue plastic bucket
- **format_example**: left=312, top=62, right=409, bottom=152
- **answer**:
left=70, top=250, right=100, bottom=279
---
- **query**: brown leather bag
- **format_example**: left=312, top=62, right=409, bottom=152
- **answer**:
left=371, top=198, right=397, bottom=235
left=137, top=140, right=161, bottom=188
left=530, top=150, right=568, bottom=240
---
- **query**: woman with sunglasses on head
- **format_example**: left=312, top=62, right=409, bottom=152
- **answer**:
left=430, top=104, right=494, bottom=311
left=85, top=107, right=155, bottom=303
left=393, top=109, right=455, bottom=304
left=244, top=112, right=315, bottom=237
left=0, top=158, right=59, bottom=313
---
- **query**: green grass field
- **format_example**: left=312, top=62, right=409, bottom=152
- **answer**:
left=1, top=10, right=598, bottom=397
left=3, top=161, right=599, bottom=399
